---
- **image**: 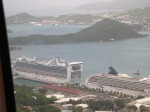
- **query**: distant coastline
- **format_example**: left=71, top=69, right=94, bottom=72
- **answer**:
left=9, top=46, right=21, bottom=51
left=8, top=19, right=147, bottom=45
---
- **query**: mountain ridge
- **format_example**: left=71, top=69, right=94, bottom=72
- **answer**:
left=6, top=13, right=37, bottom=24
left=77, top=0, right=150, bottom=10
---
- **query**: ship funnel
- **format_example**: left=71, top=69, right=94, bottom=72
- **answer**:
left=108, top=67, right=118, bottom=76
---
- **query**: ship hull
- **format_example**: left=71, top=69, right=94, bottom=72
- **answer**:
left=14, top=69, right=70, bottom=84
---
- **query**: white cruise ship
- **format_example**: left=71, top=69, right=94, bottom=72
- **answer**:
left=84, top=67, right=150, bottom=96
left=12, top=56, right=83, bottom=84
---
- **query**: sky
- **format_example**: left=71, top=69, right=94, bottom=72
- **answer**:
left=3, top=0, right=114, bottom=16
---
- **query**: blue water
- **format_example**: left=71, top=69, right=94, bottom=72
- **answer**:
left=7, top=24, right=89, bottom=37
left=8, top=24, right=150, bottom=85
left=14, top=78, right=46, bottom=87
left=10, top=37, right=150, bottom=80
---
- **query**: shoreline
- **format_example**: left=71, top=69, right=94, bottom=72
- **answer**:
left=9, top=46, right=21, bottom=51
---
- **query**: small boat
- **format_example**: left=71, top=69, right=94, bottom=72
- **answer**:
left=133, top=69, right=140, bottom=75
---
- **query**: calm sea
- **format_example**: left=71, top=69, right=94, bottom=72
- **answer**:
left=8, top=24, right=150, bottom=86
left=7, top=24, right=89, bottom=37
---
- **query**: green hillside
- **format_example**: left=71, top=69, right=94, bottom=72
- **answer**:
left=71, top=18, right=142, bottom=42
left=6, top=13, right=37, bottom=24
left=125, top=7, right=150, bottom=16
left=9, top=19, right=145, bottom=45
left=59, top=14, right=99, bottom=23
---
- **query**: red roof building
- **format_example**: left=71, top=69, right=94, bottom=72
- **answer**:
left=43, top=85, right=80, bottom=94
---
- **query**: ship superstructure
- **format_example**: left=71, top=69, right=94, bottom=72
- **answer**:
left=12, top=56, right=83, bottom=84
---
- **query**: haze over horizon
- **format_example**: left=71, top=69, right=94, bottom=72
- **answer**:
left=78, top=0, right=150, bottom=11
left=3, top=0, right=150, bottom=17
left=3, top=0, right=113, bottom=16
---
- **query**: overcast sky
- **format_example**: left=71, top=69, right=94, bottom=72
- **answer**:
left=3, top=0, right=113, bottom=8
left=3, top=0, right=114, bottom=16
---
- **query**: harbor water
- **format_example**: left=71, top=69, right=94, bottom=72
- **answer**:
left=8, top=24, right=150, bottom=86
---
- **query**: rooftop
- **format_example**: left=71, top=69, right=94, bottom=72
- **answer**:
left=43, top=85, right=81, bottom=94
left=55, top=97, right=80, bottom=103
left=45, top=94, right=65, bottom=99
left=136, top=97, right=150, bottom=104
left=75, top=104, right=88, bottom=108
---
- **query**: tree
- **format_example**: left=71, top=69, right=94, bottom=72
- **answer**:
left=137, top=95, right=145, bottom=100
left=86, top=99, right=101, bottom=111
left=34, top=93, right=49, bottom=106
left=48, top=96, right=57, bottom=104
left=34, top=105, right=60, bottom=112
left=140, top=105, right=150, bottom=112
left=114, top=99, right=126, bottom=111
left=16, top=105, right=32, bottom=112
left=101, top=89, right=105, bottom=94
left=103, top=100, right=114, bottom=110
left=127, top=105, right=137, bottom=112
left=38, top=89, right=47, bottom=95
left=108, top=91, right=113, bottom=95
left=73, top=106, right=83, bottom=112
left=69, top=99, right=82, bottom=105
left=123, top=94, right=127, bottom=98
left=15, top=85, right=35, bottom=106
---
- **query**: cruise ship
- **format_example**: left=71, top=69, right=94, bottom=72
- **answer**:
left=85, top=67, right=150, bottom=96
left=12, top=56, right=83, bottom=84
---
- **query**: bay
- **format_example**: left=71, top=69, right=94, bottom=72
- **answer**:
left=8, top=24, right=150, bottom=86
left=11, top=36, right=150, bottom=82
left=14, top=78, right=46, bottom=87
left=7, top=24, right=89, bottom=37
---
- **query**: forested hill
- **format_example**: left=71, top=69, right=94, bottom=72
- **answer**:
left=6, top=13, right=37, bottom=24
left=124, top=7, right=150, bottom=16
left=71, top=18, right=143, bottom=42
left=9, top=19, right=145, bottom=45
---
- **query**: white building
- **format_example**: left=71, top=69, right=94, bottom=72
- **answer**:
left=45, top=94, right=65, bottom=99
left=130, top=97, right=150, bottom=108
left=55, top=97, right=80, bottom=104
left=75, top=104, right=88, bottom=108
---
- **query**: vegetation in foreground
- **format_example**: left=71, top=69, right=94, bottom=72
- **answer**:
left=14, top=85, right=60, bottom=112
left=14, top=84, right=150, bottom=112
